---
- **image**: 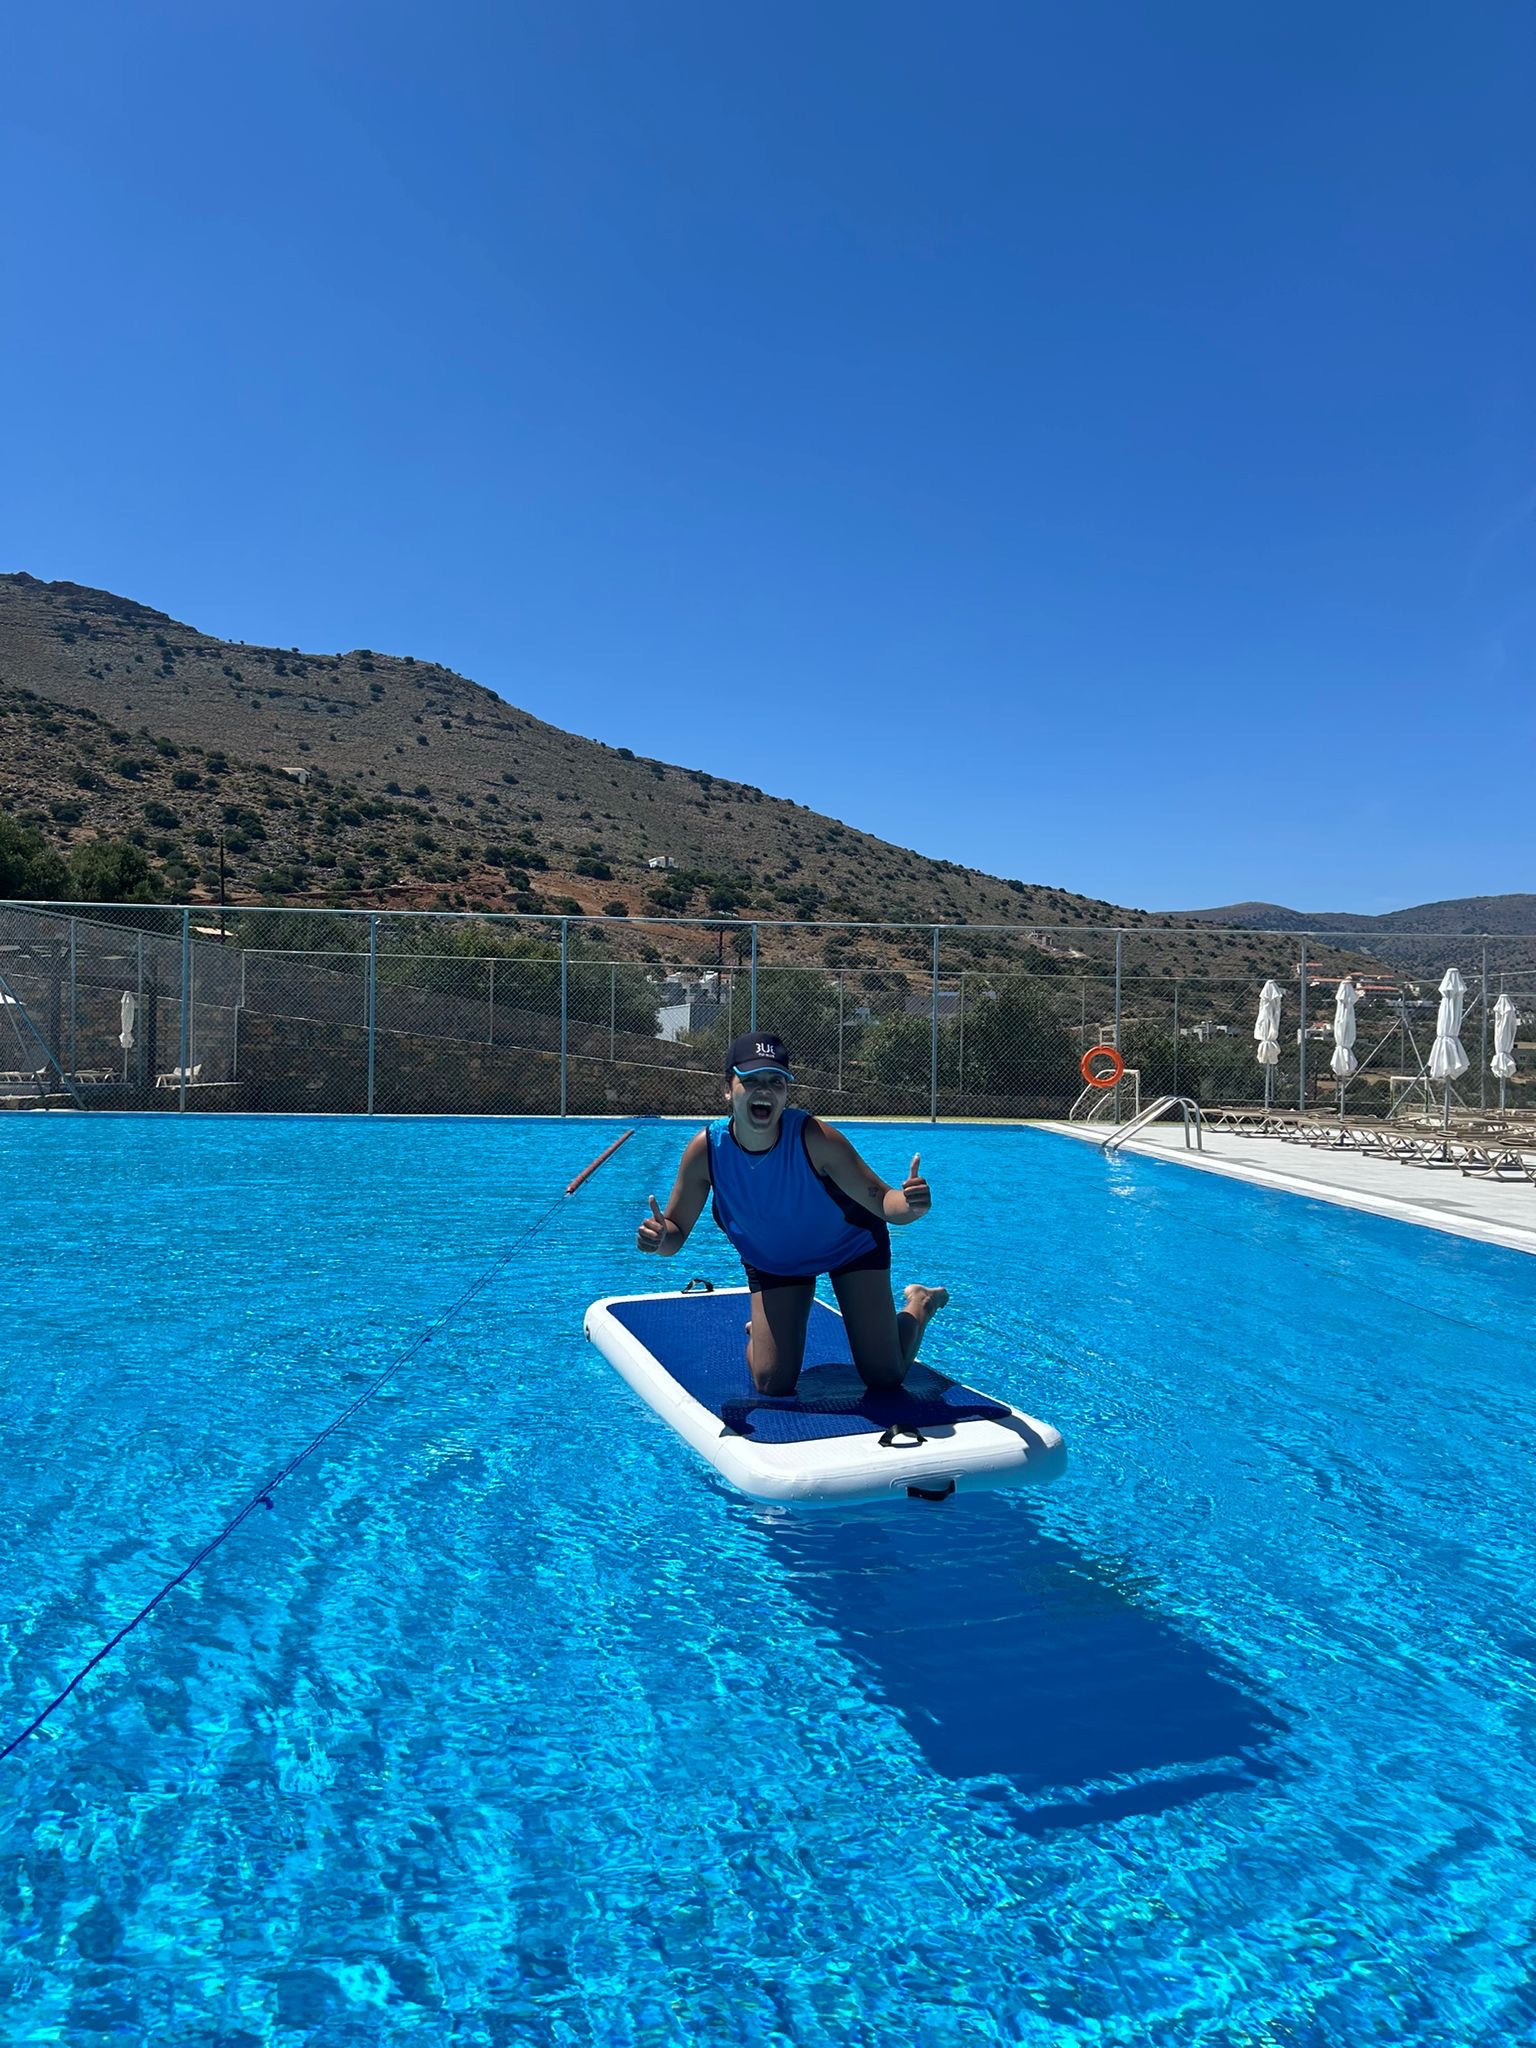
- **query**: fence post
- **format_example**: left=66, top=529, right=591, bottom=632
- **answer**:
left=68, top=917, right=77, bottom=1081
left=145, top=959, right=160, bottom=1092
left=178, top=908, right=191, bottom=1111
left=1112, top=928, right=1123, bottom=1120
left=560, top=917, right=569, bottom=1116
left=367, top=913, right=378, bottom=1115
left=1172, top=978, right=1180, bottom=1097
left=837, top=969, right=844, bottom=1093
left=48, top=928, right=63, bottom=1070
left=1480, top=940, right=1489, bottom=1110
left=1298, top=937, right=1308, bottom=1112
left=929, top=926, right=940, bottom=1124
left=749, top=923, right=758, bottom=1032
left=610, top=961, right=616, bottom=1065
left=488, top=956, right=496, bottom=1048
left=135, top=931, right=144, bottom=1093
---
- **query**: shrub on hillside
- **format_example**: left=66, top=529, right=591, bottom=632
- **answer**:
left=0, top=811, right=70, bottom=898
left=0, top=807, right=166, bottom=905
left=68, top=838, right=165, bottom=903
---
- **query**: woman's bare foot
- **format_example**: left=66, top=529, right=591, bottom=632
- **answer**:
left=899, top=1284, right=949, bottom=1363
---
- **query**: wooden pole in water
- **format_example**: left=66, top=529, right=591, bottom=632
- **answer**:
left=565, top=1127, right=634, bottom=1194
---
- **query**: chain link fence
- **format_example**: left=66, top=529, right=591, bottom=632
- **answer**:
left=2, top=900, right=1533, bottom=1125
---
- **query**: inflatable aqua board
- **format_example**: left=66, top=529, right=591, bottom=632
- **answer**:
left=584, top=1286, right=1066, bottom=1507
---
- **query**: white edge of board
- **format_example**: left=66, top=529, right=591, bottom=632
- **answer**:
left=583, top=1286, right=1066, bottom=1508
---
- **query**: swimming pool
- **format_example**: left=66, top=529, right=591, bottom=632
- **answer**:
left=3, top=1116, right=1536, bottom=2045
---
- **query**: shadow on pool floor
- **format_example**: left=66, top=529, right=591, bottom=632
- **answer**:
left=753, top=1494, right=1285, bottom=1836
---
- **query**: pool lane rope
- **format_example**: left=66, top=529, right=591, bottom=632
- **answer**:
left=1, top=1126, right=636, bottom=1764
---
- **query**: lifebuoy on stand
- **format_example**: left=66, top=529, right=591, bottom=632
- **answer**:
left=1080, top=1045, right=1124, bottom=1089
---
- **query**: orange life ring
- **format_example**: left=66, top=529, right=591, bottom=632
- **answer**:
left=1081, top=1045, right=1124, bottom=1089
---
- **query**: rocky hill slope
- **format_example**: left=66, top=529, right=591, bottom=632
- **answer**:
left=0, top=572, right=1379, bottom=987
left=1, top=571, right=1133, bottom=934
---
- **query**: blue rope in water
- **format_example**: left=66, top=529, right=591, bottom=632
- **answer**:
left=2, top=1140, right=629, bottom=1763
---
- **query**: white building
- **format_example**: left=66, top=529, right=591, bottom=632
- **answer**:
left=656, top=971, right=729, bottom=1042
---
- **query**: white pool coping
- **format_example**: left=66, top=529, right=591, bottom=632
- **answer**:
left=1038, top=1120, right=1536, bottom=1258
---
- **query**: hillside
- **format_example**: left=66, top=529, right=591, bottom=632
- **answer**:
left=0, top=573, right=1378, bottom=991
left=1, top=571, right=1136, bottom=936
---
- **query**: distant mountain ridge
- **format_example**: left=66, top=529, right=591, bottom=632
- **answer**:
left=1185, top=897, right=1536, bottom=935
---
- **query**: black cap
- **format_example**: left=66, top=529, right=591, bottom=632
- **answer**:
left=725, top=1030, right=795, bottom=1080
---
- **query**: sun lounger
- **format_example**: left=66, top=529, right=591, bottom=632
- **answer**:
left=1285, top=1121, right=1394, bottom=1153
left=1460, top=1149, right=1536, bottom=1184
left=1359, top=1132, right=1443, bottom=1164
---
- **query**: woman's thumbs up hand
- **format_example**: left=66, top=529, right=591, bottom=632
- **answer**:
left=900, top=1153, right=931, bottom=1220
left=637, top=1194, right=674, bottom=1254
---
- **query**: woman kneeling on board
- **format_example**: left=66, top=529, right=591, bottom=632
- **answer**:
left=636, top=1031, right=948, bottom=1396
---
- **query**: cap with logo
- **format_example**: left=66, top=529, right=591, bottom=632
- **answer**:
left=725, top=1031, right=795, bottom=1081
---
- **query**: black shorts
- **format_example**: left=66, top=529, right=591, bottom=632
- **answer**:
left=743, top=1232, right=891, bottom=1294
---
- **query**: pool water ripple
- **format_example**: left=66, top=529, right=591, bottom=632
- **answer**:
left=4, top=1117, right=1536, bottom=2043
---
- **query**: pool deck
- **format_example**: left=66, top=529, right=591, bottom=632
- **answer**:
left=1040, top=1120, right=1536, bottom=1257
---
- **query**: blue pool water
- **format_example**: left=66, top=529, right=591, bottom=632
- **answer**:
left=4, top=1117, right=1536, bottom=2045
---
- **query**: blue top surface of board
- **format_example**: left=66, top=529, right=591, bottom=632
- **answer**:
left=604, top=1290, right=1010, bottom=1445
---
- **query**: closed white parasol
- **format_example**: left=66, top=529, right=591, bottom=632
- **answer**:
left=1491, top=992, right=1519, bottom=1111
left=119, top=991, right=136, bottom=1085
left=1429, top=967, right=1469, bottom=1125
left=1329, top=977, right=1358, bottom=1118
left=1254, top=980, right=1282, bottom=1110
left=1330, top=978, right=1358, bottom=1078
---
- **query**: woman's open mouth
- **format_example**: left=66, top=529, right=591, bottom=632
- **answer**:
left=748, top=1099, right=775, bottom=1124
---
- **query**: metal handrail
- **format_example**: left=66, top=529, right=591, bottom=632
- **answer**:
left=1070, top=1068, right=1141, bottom=1123
left=1101, top=1094, right=1203, bottom=1154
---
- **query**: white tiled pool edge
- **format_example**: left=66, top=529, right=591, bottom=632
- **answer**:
left=1037, top=1120, right=1536, bottom=1258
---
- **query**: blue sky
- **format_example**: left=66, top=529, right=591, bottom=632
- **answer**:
left=4, top=2, right=1533, bottom=912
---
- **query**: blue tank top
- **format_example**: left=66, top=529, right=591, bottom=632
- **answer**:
left=706, top=1107, right=884, bottom=1276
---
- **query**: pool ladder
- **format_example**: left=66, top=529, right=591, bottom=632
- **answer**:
left=1069, top=1068, right=1141, bottom=1124
left=1101, top=1095, right=1204, bottom=1155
